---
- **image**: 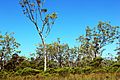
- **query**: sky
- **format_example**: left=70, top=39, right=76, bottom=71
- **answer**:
left=0, top=0, right=120, bottom=58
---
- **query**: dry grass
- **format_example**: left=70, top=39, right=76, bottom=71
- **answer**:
left=2, top=73, right=120, bottom=80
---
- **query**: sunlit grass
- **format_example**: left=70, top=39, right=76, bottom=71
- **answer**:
left=2, top=73, right=120, bottom=80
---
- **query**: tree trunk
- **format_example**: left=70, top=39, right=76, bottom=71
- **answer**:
left=34, top=23, right=47, bottom=71
left=44, top=44, right=47, bottom=71
left=59, top=54, right=62, bottom=67
left=95, top=52, right=97, bottom=58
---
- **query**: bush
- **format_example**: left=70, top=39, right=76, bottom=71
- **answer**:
left=45, top=68, right=56, bottom=74
left=15, top=69, right=23, bottom=76
left=54, top=67, right=70, bottom=77
left=116, top=68, right=120, bottom=72
left=108, top=63, right=120, bottom=73
left=92, top=68, right=106, bottom=73
left=0, top=70, right=8, bottom=79
left=36, top=66, right=44, bottom=70
left=20, top=61, right=30, bottom=68
left=109, top=67, right=118, bottom=72
left=90, top=57, right=103, bottom=68
left=112, top=63, right=120, bottom=67
left=82, top=66, right=92, bottom=74
left=70, top=67, right=83, bottom=74
left=15, top=67, right=41, bottom=76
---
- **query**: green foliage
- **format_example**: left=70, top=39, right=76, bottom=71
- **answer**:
left=15, top=67, right=40, bottom=76
left=0, top=21, right=120, bottom=79
left=0, top=32, right=21, bottom=70
left=112, top=63, right=120, bottom=67
left=20, top=60, right=30, bottom=69
left=116, top=68, right=120, bottom=72
left=0, top=70, right=8, bottom=79
left=109, top=67, right=118, bottom=72
left=108, top=63, right=120, bottom=72
left=45, top=68, right=56, bottom=74
left=90, top=57, right=103, bottom=68
left=55, top=67, right=70, bottom=77
left=48, top=60, right=58, bottom=68
left=82, top=66, right=93, bottom=74
left=70, top=67, right=83, bottom=74
left=0, top=32, right=20, bottom=57
left=77, top=22, right=119, bottom=58
left=92, top=68, right=106, bottom=73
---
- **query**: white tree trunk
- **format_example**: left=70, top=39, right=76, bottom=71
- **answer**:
left=44, top=44, right=47, bottom=71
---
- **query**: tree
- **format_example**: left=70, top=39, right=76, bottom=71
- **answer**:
left=115, top=28, right=120, bottom=62
left=36, top=39, right=76, bottom=68
left=0, top=32, right=21, bottom=70
left=19, top=0, right=57, bottom=71
left=77, top=21, right=119, bottom=58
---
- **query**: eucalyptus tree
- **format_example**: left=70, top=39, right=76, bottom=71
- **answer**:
left=115, top=28, right=120, bottom=62
left=19, top=0, right=57, bottom=71
left=0, top=32, right=20, bottom=69
left=77, top=21, right=119, bottom=58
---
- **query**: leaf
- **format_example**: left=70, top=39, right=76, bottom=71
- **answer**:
left=50, top=12, right=57, bottom=19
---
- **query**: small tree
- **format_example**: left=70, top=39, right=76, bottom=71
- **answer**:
left=19, top=0, right=57, bottom=71
left=0, top=32, right=20, bottom=70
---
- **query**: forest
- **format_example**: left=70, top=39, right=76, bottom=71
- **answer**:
left=0, top=0, right=120, bottom=80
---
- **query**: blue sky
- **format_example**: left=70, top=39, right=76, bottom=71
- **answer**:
left=0, top=0, right=120, bottom=57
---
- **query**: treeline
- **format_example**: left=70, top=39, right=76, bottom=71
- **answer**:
left=0, top=22, right=120, bottom=78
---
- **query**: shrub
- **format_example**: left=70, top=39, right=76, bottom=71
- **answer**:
left=82, top=66, right=92, bottom=74
left=70, top=67, right=83, bottom=74
left=92, top=68, right=106, bottom=73
left=15, top=67, right=40, bottom=76
left=45, top=68, right=56, bottom=74
left=0, top=70, right=8, bottom=79
left=55, top=67, right=70, bottom=77
left=116, top=68, right=120, bottom=72
left=90, top=57, right=103, bottom=68
left=109, top=67, right=118, bottom=72
left=108, top=63, right=120, bottom=72
left=112, top=63, right=120, bottom=67
left=20, top=60, right=30, bottom=68
left=15, top=69, right=23, bottom=76
left=36, top=66, right=44, bottom=70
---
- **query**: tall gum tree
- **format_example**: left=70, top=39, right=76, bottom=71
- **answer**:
left=19, top=0, right=57, bottom=71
